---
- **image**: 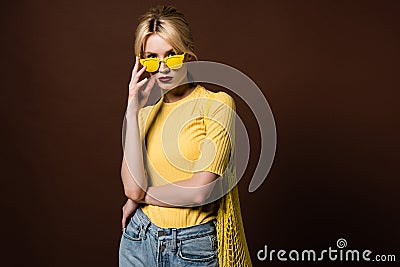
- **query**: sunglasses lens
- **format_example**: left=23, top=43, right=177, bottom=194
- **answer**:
left=141, top=59, right=159, bottom=72
left=165, top=55, right=184, bottom=70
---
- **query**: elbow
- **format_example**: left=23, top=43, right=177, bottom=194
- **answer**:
left=192, top=191, right=211, bottom=206
left=124, top=188, right=146, bottom=202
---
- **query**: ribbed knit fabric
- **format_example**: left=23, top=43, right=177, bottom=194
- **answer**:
left=137, top=84, right=253, bottom=266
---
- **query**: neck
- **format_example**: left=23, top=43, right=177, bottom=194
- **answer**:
left=163, top=83, right=196, bottom=103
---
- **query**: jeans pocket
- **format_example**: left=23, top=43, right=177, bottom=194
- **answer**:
left=122, top=214, right=142, bottom=241
left=178, top=233, right=218, bottom=262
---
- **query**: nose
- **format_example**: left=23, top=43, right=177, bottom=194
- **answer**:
left=158, top=61, right=170, bottom=73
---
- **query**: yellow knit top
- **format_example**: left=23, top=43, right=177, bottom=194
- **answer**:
left=138, top=84, right=253, bottom=266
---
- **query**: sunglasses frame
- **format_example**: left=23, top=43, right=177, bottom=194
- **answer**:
left=139, top=52, right=186, bottom=72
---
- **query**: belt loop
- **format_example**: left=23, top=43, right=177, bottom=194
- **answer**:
left=212, top=219, right=217, bottom=229
left=171, top=229, right=177, bottom=252
left=136, top=208, right=151, bottom=240
left=140, top=218, right=150, bottom=239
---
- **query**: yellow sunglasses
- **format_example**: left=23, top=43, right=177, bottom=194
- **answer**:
left=139, top=53, right=186, bottom=72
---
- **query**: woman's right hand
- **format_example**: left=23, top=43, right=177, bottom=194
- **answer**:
left=121, top=198, right=140, bottom=230
left=126, top=56, right=155, bottom=116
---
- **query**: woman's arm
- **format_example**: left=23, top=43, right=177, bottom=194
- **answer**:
left=121, top=112, right=147, bottom=201
left=121, top=57, right=154, bottom=201
left=138, top=171, right=219, bottom=207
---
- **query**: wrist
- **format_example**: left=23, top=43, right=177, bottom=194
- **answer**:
left=125, top=109, right=139, bottom=120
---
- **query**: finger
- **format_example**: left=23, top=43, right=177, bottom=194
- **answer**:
left=121, top=205, right=127, bottom=229
left=129, top=57, right=140, bottom=85
left=136, top=77, right=148, bottom=88
left=129, top=73, right=147, bottom=95
left=132, top=56, right=140, bottom=75
left=142, top=76, right=156, bottom=96
left=129, top=66, right=146, bottom=90
left=133, top=66, right=147, bottom=83
left=122, top=215, right=127, bottom=229
left=129, top=67, right=146, bottom=92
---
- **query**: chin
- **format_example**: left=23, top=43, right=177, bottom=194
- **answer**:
left=157, top=82, right=176, bottom=91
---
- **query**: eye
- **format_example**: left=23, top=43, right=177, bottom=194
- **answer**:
left=167, top=51, right=176, bottom=57
left=146, top=53, right=157, bottom=58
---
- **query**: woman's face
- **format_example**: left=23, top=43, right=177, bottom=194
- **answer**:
left=143, top=33, right=188, bottom=92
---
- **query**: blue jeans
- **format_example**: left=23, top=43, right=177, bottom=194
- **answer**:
left=119, top=207, right=219, bottom=267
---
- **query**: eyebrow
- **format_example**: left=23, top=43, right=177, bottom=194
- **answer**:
left=144, top=49, right=174, bottom=56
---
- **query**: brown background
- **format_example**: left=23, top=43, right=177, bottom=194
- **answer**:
left=1, top=0, right=399, bottom=266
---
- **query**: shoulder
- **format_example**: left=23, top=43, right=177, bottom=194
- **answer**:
left=198, top=85, right=236, bottom=109
left=213, top=91, right=235, bottom=109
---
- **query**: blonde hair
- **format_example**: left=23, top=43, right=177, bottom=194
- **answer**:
left=134, top=6, right=197, bottom=60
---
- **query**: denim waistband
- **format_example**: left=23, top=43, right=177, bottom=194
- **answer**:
left=134, top=206, right=217, bottom=241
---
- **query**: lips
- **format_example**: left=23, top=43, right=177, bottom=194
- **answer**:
left=158, top=76, right=173, bottom=82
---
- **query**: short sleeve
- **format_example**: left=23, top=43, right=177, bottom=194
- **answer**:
left=194, top=92, right=236, bottom=176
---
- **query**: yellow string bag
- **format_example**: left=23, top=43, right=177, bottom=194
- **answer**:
left=204, top=92, right=253, bottom=267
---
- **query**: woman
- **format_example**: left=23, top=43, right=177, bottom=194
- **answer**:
left=119, top=5, right=252, bottom=267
